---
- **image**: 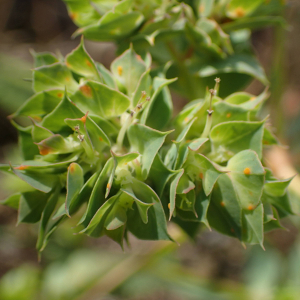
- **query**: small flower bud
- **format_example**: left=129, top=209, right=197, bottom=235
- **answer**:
left=77, top=134, right=85, bottom=142
left=141, top=91, right=146, bottom=98
left=209, top=89, right=216, bottom=96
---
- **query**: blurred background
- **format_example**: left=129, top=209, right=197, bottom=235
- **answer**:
left=0, top=0, right=300, bottom=299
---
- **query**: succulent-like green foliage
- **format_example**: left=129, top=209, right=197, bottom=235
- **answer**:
left=0, top=0, right=296, bottom=254
left=62, top=0, right=285, bottom=99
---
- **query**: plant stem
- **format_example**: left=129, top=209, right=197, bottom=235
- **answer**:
left=116, top=112, right=133, bottom=151
left=201, top=78, right=220, bottom=138
left=201, top=88, right=215, bottom=138
left=116, top=92, right=149, bottom=151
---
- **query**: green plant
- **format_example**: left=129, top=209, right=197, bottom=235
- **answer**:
left=63, top=0, right=285, bottom=99
left=0, top=0, right=297, bottom=255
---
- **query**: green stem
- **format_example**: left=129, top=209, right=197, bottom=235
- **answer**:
left=116, top=112, right=133, bottom=151
left=201, top=89, right=215, bottom=138
left=201, top=113, right=213, bottom=138
left=116, top=92, right=148, bottom=151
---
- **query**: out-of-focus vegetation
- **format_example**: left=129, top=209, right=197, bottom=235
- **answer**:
left=0, top=0, right=300, bottom=300
left=1, top=227, right=300, bottom=300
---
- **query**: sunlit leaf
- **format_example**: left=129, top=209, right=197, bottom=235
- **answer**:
left=66, top=38, right=100, bottom=80
left=111, top=46, right=147, bottom=96
left=33, top=63, right=78, bottom=93
left=210, top=120, right=265, bottom=160
left=71, top=81, right=130, bottom=117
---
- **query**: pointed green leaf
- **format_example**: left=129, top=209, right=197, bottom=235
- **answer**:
left=12, top=159, right=78, bottom=176
left=113, top=151, right=140, bottom=166
left=62, top=0, right=104, bottom=27
left=11, top=123, right=40, bottom=160
left=263, top=201, right=275, bottom=223
left=141, top=77, right=177, bottom=126
left=0, top=193, right=21, bottom=210
left=132, top=70, right=152, bottom=107
left=185, top=22, right=224, bottom=58
left=128, top=124, right=172, bottom=179
left=66, top=38, right=100, bottom=80
left=164, top=118, right=197, bottom=170
left=264, top=193, right=294, bottom=217
left=176, top=190, right=196, bottom=213
left=177, top=173, right=195, bottom=194
left=175, top=189, right=210, bottom=229
left=90, top=115, right=119, bottom=139
left=176, top=137, right=208, bottom=170
left=18, top=191, right=49, bottom=224
left=242, top=203, right=264, bottom=248
left=65, top=112, right=111, bottom=153
left=225, top=88, right=269, bottom=110
left=198, top=54, right=268, bottom=85
left=111, top=46, right=147, bottom=96
left=134, top=199, right=153, bottom=224
left=105, top=226, right=126, bottom=248
left=208, top=174, right=242, bottom=239
left=185, top=153, right=224, bottom=196
left=264, top=206, right=284, bottom=232
left=188, top=138, right=209, bottom=152
left=31, top=122, right=54, bottom=143
left=96, top=63, right=117, bottom=89
left=263, top=128, right=280, bottom=146
left=105, top=191, right=132, bottom=228
left=227, top=0, right=265, bottom=18
left=11, top=166, right=57, bottom=193
left=144, top=79, right=173, bottom=130
left=31, top=51, right=59, bottom=68
left=42, top=93, right=84, bottom=133
left=105, top=152, right=139, bottom=198
left=264, top=176, right=294, bottom=197
left=65, top=163, right=84, bottom=216
left=149, top=155, right=179, bottom=197
left=210, top=120, right=265, bottom=160
left=12, top=89, right=63, bottom=119
left=70, top=81, right=130, bottom=117
left=80, top=158, right=114, bottom=227
left=83, top=194, right=119, bottom=237
left=196, top=18, right=233, bottom=54
left=53, top=172, right=98, bottom=219
left=38, top=216, right=66, bottom=252
left=35, top=134, right=79, bottom=155
left=197, top=0, right=215, bottom=17
left=169, top=169, right=184, bottom=219
left=212, top=101, right=249, bottom=124
left=77, top=12, right=144, bottom=43
left=33, top=63, right=78, bottom=93
left=126, top=178, right=172, bottom=241
left=222, top=16, right=286, bottom=32
left=104, top=203, right=127, bottom=231
left=36, top=186, right=61, bottom=251
left=227, top=150, right=265, bottom=210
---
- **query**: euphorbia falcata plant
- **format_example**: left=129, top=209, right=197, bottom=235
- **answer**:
left=0, top=0, right=297, bottom=254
